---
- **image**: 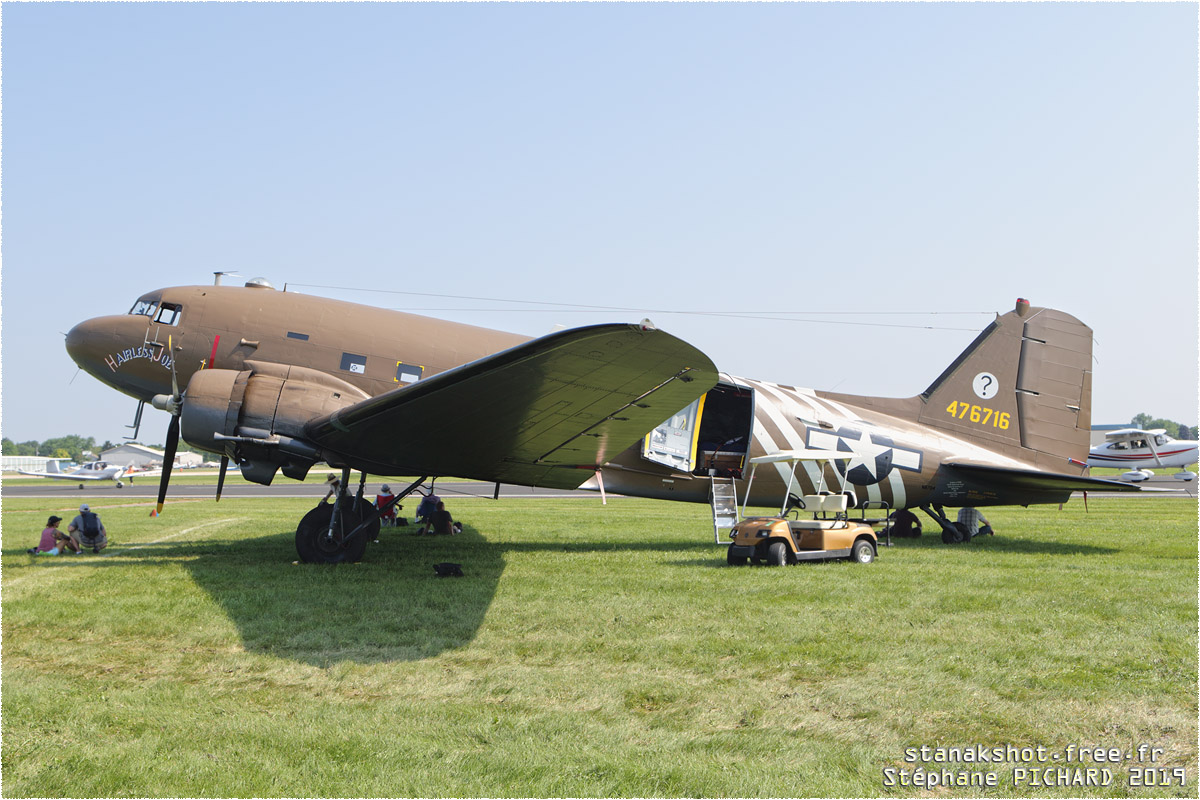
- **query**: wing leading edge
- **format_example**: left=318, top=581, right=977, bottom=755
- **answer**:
left=305, top=323, right=719, bottom=488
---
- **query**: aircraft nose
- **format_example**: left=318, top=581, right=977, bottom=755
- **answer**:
left=65, top=318, right=103, bottom=368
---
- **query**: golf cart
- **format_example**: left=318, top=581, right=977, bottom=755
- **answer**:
left=726, top=449, right=883, bottom=566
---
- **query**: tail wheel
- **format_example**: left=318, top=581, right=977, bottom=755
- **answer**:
left=941, top=522, right=967, bottom=544
left=851, top=539, right=875, bottom=564
left=295, top=498, right=375, bottom=563
left=766, top=541, right=788, bottom=567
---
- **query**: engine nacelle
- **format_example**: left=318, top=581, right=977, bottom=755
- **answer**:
left=180, top=361, right=369, bottom=484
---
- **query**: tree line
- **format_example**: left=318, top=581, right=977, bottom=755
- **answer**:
left=1130, top=414, right=1195, bottom=441
left=5, top=415, right=1196, bottom=463
left=2, top=435, right=207, bottom=462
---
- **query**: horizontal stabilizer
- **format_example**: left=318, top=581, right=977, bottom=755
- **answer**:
left=943, top=462, right=1142, bottom=495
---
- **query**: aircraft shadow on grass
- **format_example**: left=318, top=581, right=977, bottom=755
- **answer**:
left=104, top=524, right=1117, bottom=666
left=176, top=525, right=704, bottom=667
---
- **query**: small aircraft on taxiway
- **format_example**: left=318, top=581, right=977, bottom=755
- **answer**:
left=63, top=280, right=1137, bottom=562
left=1087, top=428, right=1198, bottom=482
left=18, top=460, right=133, bottom=489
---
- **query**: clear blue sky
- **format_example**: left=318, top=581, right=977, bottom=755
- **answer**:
left=3, top=2, right=1196, bottom=449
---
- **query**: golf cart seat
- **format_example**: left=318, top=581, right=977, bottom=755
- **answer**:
left=786, top=494, right=851, bottom=531
left=804, top=493, right=847, bottom=515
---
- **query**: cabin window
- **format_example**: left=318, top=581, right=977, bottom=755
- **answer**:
left=340, top=353, right=367, bottom=374
left=130, top=299, right=158, bottom=317
left=287, top=332, right=310, bottom=341
left=155, top=303, right=182, bottom=326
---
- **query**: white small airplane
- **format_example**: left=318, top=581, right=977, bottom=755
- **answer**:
left=1087, top=429, right=1198, bottom=482
left=18, top=460, right=132, bottom=489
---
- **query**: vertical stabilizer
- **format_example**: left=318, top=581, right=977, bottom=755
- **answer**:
left=916, top=301, right=1093, bottom=468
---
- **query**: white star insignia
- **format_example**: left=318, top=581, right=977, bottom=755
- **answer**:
left=841, top=428, right=891, bottom=481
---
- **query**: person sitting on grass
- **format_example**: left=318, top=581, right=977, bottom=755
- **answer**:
left=955, top=506, right=993, bottom=541
left=28, top=515, right=79, bottom=555
left=375, top=484, right=398, bottom=527
left=414, top=492, right=440, bottom=534
left=68, top=504, right=108, bottom=554
left=424, top=501, right=458, bottom=536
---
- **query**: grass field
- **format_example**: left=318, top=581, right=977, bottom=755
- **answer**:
left=2, top=493, right=1196, bottom=797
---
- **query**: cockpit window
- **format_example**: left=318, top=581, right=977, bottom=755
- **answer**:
left=155, top=302, right=182, bottom=326
left=130, top=299, right=158, bottom=317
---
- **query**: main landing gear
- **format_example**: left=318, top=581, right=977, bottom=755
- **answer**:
left=920, top=504, right=971, bottom=544
left=294, top=469, right=429, bottom=564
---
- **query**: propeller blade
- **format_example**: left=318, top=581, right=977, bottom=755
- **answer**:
left=168, top=334, right=179, bottom=399
left=153, top=414, right=180, bottom=517
left=216, top=455, right=229, bottom=502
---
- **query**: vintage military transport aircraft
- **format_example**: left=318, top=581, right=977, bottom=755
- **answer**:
left=65, top=283, right=1134, bottom=562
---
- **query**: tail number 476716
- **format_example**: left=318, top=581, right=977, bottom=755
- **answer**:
left=946, top=401, right=1010, bottom=430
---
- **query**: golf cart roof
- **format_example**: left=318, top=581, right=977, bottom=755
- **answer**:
left=749, top=449, right=854, bottom=465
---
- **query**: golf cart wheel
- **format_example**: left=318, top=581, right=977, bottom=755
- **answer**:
left=766, top=541, right=788, bottom=567
left=851, top=539, right=875, bottom=564
left=726, top=545, right=747, bottom=566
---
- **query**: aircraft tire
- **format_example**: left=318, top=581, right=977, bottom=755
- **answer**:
left=295, top=499, right=374, bottom=564
left=296, top=504, right=333, bottom=563
left=851, top=539, right=875, bottom=564
left=726, top=545, right=747, bottom=566
left=767, top=541, right=788, bottom=567
left=941, top=523, right=967, bottom=545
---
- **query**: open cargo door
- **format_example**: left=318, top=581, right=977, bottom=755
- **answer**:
left=642, top=396, right=704, bottom=472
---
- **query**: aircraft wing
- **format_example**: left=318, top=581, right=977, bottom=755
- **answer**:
left=17, top=469, right=106, bottom=481
left=305, top=323, right=719, bottom=489
left=1104, top=428, right=1166, bottom=442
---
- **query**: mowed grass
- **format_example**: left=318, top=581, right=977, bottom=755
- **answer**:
left=2, top=494, right=1196, bottom=797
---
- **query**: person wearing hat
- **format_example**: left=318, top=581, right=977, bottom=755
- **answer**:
left=28, top=514, right=78, bottom=555
left=374, top=484, right=399, bottom=529
left=321, top=473, right=341, bottom=504
left=68, top=503, right=108, bottom=553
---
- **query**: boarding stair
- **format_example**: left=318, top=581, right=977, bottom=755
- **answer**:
left=710, top=476, right=740, bottom=543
